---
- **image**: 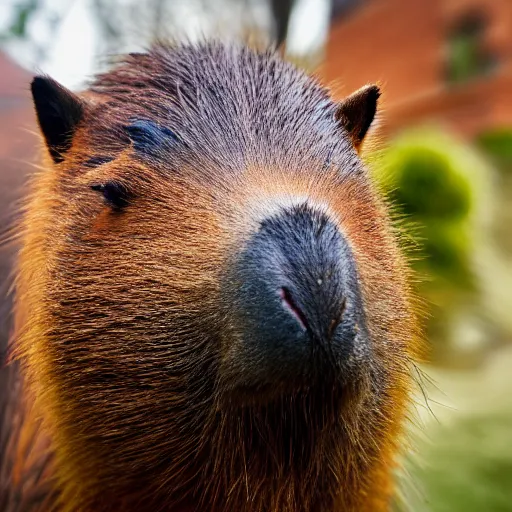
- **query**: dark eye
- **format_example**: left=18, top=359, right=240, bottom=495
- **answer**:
left=91, top=182, right=130, bottom=209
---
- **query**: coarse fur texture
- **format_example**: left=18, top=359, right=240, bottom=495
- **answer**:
left=3, top=42, right=420, bottom=512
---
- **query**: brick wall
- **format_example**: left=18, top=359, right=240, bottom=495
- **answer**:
left=322, top=0, right=512, bottom=138
left=0, top=52, right=36, bottom=360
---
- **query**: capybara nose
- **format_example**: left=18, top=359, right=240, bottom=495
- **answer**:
left=225, top=203, right=368, bottom=390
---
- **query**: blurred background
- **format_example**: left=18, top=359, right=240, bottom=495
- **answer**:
left=0, top=0, right=511, bottom=510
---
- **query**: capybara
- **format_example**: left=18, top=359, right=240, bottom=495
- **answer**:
left=2, top=42, right=419, bottom=512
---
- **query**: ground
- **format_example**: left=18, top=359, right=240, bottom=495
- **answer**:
left=397, top=344, right=512, bottom=511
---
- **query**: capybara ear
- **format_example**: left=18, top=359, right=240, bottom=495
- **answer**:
left=31, top=76, right=85, bottom=163
left=335, top=84, right=380, bottom=151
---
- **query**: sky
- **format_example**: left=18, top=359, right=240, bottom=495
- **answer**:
left=1, top=0, right=331, bottom=90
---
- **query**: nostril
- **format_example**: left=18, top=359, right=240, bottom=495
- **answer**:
left=279, top=287, right=309, bottom=332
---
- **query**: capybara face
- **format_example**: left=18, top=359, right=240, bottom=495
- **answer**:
left=18, top=43, right=417, bottom=511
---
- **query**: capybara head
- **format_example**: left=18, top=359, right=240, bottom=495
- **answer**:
left=16, top=43, right=418, bottom=512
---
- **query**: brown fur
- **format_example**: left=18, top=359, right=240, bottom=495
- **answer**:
left=6, top=42, right=420, bottom=511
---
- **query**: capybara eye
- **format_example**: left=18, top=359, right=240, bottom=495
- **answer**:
left=90, top=182, right=130, bottom=209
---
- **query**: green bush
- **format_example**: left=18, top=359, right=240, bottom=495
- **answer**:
left=369, top=128, right=495, bottom=357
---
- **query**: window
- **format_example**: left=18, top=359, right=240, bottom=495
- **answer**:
left=331, top=0, right=366, bottom=20
left=446, top=13, right=496, bottom=84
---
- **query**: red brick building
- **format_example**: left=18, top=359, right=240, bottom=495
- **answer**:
left=0, top=52, right=36, bottom=360
left=323, top=0, right=512, bottom=138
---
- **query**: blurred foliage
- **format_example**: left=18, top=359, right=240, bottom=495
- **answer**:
left=371, top=129, right=491, bottom=291
left=396, top=412, right=512, bottom=512
left=369, top=128, right=499, bottom=361
left=476, top=128, right=512, bottom=172
left=1, top=0, right=39, bottom=39
left=0, top=0, right=330, bottom=86
left=475, top=128, right=512, bottom=283
left=394, top=346, right=512, bottom=512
